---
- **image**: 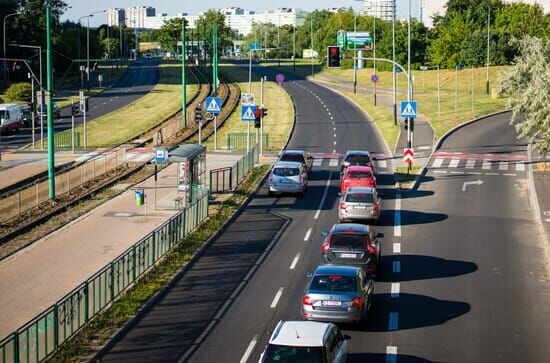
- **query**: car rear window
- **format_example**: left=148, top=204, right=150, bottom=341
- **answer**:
left=263, top=344, right=323, bottom=363
left=345, top=192, right=374, bottom=203
left=331, top=234, right=366, bottom=249
left=280, top=153, right=305, bottom=163
left=273, top=167, right=300, bottom=177
left=345, top=155, right=371, bottom=164
left=310, top=275, right=357, bottom=292
left=346, top=171, right=372, bottom=179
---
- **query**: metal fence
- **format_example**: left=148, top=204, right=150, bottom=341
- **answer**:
left=226, top=133, right=268, bottom=151
left=54, top=130, right=81, bottom=150
left=209, top=145, right=259, bottom=194
left=0, top=186, right=209, bottom=363
left=0, top=149, right=127, bottom=224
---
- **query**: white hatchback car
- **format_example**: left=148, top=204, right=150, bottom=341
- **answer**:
left=269, top=161, right=308, bottom=197
left=259, top=320, right=350, bottom=363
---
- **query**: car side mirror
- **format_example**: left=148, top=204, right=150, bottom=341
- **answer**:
left=306, top=271, right=313, bottom=278
left=321, top=230, right=329, bottom=237
left=376, top=232, right=384, bottom=239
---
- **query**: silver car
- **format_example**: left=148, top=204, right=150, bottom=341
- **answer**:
left=338, top=186, right=381, bottom=223
left=269, top=161, right=308, bottom=197
left=302, top=265, right=374, bottom=325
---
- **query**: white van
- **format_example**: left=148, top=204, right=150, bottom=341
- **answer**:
left=0, top=103, right=22, bottom=135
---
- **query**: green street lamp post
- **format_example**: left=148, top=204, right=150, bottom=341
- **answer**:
left=212, top=22, right=218, bottom=94
left=182, top=18, right=187, bottom=128
left=46, top=5, right=55, bottom=199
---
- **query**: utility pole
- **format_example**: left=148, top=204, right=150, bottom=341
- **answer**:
left=407, top=0, right=412, bottom=150
left=310, top=17, right=314, bottom=78
left=486, top=6, right=491, bottom=94
left=212, top=21, right=218, bottom=94
left=46, top=5, right=55, bottom=200
left=373, top=3, right=377, bottom=106
left=182, top=18, right=187, bottom=128
left=293, top=25, right=296, bottom=71
left=392, top=0, right=397, bottom=125
left=353, top=13, right=357, bottom=94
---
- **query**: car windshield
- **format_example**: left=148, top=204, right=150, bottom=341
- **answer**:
left=346, top=171, right=372, bottom=179
left=345, top=155, right=371, bottom=164
left=273, top=167, right=300, bottom=177
left=345, top=193, right=374, bottom=203
left=281, top=153, right=304, bottom=163
left=331, top=234, right=365, bottom=249
left=310, top=275, right=357, bottom=292
left=0, top=110, right=7, bottom=119
left=263, top=344, right=324, bottom=363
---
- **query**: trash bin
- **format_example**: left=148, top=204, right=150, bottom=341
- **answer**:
left=135, top=189, right=145, bottom=206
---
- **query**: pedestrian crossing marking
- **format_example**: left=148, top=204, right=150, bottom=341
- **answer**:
left=329, top=158, right=339, bottom=167
left=430, top=157, right=526, bottom=173
left=449, top=159, right=459, bottom=168
left=465, top=159, right=475, bottom=169
left=482, top=161, right=491, bottom=170
left=313, top=159, right=322, bottom=167
left=433, top=158, right=443, bottom=168
left=377, top=160, right=387, bottom=168
left=499, top=162, right=508, bottom=171
left=516, top=162, right=525, bottom=171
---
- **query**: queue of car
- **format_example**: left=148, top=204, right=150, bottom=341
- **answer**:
left=0, top=102, right=61, bottom=135
left=260, top=149, right=385, bottom=362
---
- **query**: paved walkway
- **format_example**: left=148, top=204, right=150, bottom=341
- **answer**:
left=0, top=150, right=244, bottom=338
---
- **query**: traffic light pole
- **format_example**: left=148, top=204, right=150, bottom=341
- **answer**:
left=212, top=22, right=218, bottom=94
left=182, top=18, right=187, bottom=129
left=260, top=77, right=264, bottom=157
left=46, top=5, right=55, bottom=200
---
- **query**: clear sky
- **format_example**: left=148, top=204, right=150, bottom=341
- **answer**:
left=62, top=0, right=424, bottom=27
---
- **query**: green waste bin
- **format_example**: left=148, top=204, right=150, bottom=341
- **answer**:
left=135, top=189, right=145, bottom=206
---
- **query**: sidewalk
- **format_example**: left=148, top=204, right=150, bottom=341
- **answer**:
left=531, top=157, right=550, bottom=242
left=0, top=150, right=244, bottom=338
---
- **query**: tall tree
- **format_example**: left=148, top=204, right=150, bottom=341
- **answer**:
left=157, top=17, right=185, bottom=53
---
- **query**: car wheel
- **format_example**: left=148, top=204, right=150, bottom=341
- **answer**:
left=297, top=191, right=304, bottom=198
left=268, top=190, right=274, bottom=197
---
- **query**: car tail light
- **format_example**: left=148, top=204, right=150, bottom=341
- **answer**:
left=302, top=295, right=313, bottom=306
left=339, top=202, right=346, bottom=210
left=321, top=242, right=330, bottom=254
left=351, top=297, right=363, bottom=308
left=365, top=237, right=376, bottom=255
left=373, top=202, right=380, bottom=212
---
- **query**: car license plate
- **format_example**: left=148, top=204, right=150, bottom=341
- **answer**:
left=322, top=300, right=342, bottom=306
left=340, top=253, right=357, bottom=258
left=354, top=206, right=367, bottom=210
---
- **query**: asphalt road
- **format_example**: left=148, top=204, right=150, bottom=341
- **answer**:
left=0, top=58, right=159, bottom=149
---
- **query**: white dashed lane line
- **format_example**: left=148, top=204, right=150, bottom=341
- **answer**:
left=393, top=243, right=401, bottom=253
left=290, top=253, right=301, bottom=270
left=240, top=336, right=258, bottom=363
left=388, top=312, right=399, bottom=331
left=304, top=227, right=312, bottom=241
left=391, top=283, right=400, bottom=298
left=392, top=261, right=401, bottom=273
left=394, top=193, right=401, bottom=237
left=270, top=288, right=284, bottom=308
left=386, top=346, right=398, bottom=363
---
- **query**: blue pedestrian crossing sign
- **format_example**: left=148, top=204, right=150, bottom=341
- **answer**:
left=400, top=101, right=417, bottom=118
left=241, top=105, right=257, bottom=121
left=205, top=97, right=222, bottom=114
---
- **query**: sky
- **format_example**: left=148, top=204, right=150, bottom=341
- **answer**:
left=61, top=0, right=425, bottom=27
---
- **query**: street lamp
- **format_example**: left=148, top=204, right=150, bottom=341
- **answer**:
left=392, top=0, right=397, bottom=125
left=3, top=11, right=21, bottom=84
left=81, top=10, right=106, bottom=91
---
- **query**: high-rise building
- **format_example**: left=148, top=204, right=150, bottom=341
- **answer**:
left=125, top=6, right=156, bottom=28
left=363, top=1, right=396, bottom=21
left=106, top=8, right=125, bottom=27
left=419, top=0, right=426, bottom=23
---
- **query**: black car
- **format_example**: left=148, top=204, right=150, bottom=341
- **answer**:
left=321, top=223, right=383, bottom=275
left=341, top=150, right=376, bottom=174
left=21, top=105, right=33, bottom=127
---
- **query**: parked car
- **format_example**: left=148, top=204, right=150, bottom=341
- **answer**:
left=338, top=186, right=382, bottom=223
left=340, top=165, right=376, bottom=194
left=321, top=223, right=383, bottom=275
left=341, top=150, right=376, bottom=174
left=259, top=320, right=350, bottom=363
left=36, top=102, right=60, bottom=118
left=269, top=161, right=308, bottom=197
left=0, top=103, right=22, bottom=134
left=21, top=104, right=33, bottom=127
left=302, top=265, right=374, bottom=325
left=279, top=149, right=313, bottom=175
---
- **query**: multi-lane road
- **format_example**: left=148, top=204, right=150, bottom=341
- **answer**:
left=0, top=58, right=159, bottom=149
left=93, top=63, right=550, bottom=363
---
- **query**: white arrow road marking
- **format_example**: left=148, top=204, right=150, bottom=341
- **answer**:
left=462, top=179, right=484, bottom=192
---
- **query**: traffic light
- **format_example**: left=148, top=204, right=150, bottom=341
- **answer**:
left=254, top=108, right=261, bottom=129
left=194, top=103, right=203, bottom=123
left=261, top=107, right=268, bottom=118
left=71, top=103, right=80, bottom=116
left=327, top=46, right=340, bottom=68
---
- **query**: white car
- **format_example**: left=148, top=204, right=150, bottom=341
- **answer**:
left=259, top=320, right=350, bottom=363
left=268, top=161, right=308, bottom=197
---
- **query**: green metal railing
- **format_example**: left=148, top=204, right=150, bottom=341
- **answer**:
left=53, top=130, right=81, bottom=150
left=209, top=144, right=259, bottom=193
left=226, top=133, right=268, bottom=151
left=0, top=187, right=209, bottom=363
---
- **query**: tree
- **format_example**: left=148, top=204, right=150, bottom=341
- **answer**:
left=498, top=36, right=550, bottom=156
left=494, top=2, right=548, bottom=39
left=428, top=11, right=474, bottom=68
left=157, top=17, right=185, bottom=53
left=194, top=10, right=235, bottom=56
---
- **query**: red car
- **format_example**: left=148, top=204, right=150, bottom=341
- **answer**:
left=340, top=166, right=376, bottom=194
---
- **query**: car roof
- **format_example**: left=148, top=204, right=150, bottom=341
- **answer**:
left=273, top=161, right=302, bottom=168
left=346, top=165, right=373, bottom=172
left=282, top=150, right=306, bottom=155
left=345, top=150, right=371, bottom=156
left=331, top=223, right=370, bottom=234
left=269, top=321, right=332, bottom=347
left=346, top=186, right=375, bottom=194
left=0, top=103, right=19, bottom=108
left=314, top=264, right=360, bottom=276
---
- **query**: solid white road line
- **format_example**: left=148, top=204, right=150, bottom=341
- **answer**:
left=516, top=162, right=525, bottom=171
left=377, top=160, right=387, bottom=168
left=465, top=159, right=475, bottom=169
left=499, top=161, right=508, bottom=171
left=467, top=171, right=482, bottom=175
left=290, top=253, right=301, bottom=270
left=432, top=158, right=444, bottom=168
left=314, top=172, right=332, bottom=220
left=304, top=228, right=312, bottom=241
left=329, top=158, right=339, bottom=167
left=482, top=160, right=491, bottom=170
left=503, top=173, right=517, bottom=176
left=394, top=194, right=401, bottom=237
left=449, top=159, right=460, bottom=168
left=386, top=346, right=398, bottom=363
left=313, top=159, right=322, bottom=167
left=450, top=171, right=464, bottom=174
left=270, top=288, right=284, bottom=308
left=434, top=170, right=448, bottom=174
left=393, top=243, right=401, bottom=253
left=391, top=283, right=400, bottom=298
left=486, top=172, right=499, bottom=175
left=388, top=312, right=399, bottom=331
left=392, top=261, right=401, bottom=273
left=240, top=336, right=259, bottom=363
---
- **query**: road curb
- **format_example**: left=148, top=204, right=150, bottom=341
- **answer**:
left=88, top=167, right=271, bottom=363
left=527, top=143, right=548, bottom=247
left=411, top=109, right=512, bottom=190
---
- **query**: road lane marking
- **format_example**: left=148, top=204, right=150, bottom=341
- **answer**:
left=333, top=127, right=336, bottom=131
left=465, top=159, right=475, bottom=169
left=332, top=149, right=336, bottom=153
left=240, top=336, right=259, bottom=363
left=482, top=160, right=491, bottom=170
left=503, top=173, right=517, bottom=176
left=432, top=158, right=444, bottom=168
left=392, top=261, right=401, bottom=273
left=313, top=159, right=322, bottom=167
left=377, top=160, right=387, bottom=168
left=467, top=172, right=482, bottom=175
left=499, top=161, right=508, bottom=171
left=314, top=172, right=332, bottom=219
left=516, top=162, right=525, bottom=171
left=393, top=243, right=401, bottom=253
left=270, top=288, right=284, bottom=308
left=333, top=133, right=337, bottom=138
left=434, top=170, right=447, bottom=174
left=329, top=158, right=339, bottom=167
left=450, top=171, right=464, bottom=174
left=394, top=194, right=401, bottom=237
left=333, top=141, right=337, bottom=145
left=290, top=253, right=301, bottom=269
left=388, top=312, right=399, bottom=331
left=304, top=228, right=312, bottom=241
left=386, top=346, right=398, bottom=363
left=486, top=172, right=499, bottom=176
left=391, top=283, right=400, bottom=298
left=449, top=159, right=459, bottom=168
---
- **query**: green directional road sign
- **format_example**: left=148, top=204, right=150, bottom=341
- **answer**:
left=337, top=30, right=346, bottom=50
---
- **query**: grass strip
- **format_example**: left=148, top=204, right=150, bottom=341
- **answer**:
left=49, top=164, right=270, bottom=362
left=395, top=165, right=422, bottom=189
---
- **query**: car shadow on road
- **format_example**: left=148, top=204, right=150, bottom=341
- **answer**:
left=377, top=255, right=478, bottom=283
left=347, top=353, right=438, bottom=363
left=364, top=293, right=470, bottom=332
left=377, top=210, right=448, bottom=227
left=377, top=188, right=435, bottom=200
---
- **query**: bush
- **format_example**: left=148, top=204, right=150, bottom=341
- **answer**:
left=6, top=82, right=32, bottom=102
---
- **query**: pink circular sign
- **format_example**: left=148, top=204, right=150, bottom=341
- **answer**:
left=276, top=73, right=285, bottom=84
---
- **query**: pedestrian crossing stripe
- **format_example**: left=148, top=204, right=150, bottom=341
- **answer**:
left=430, top=157, right=525, bottom=172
